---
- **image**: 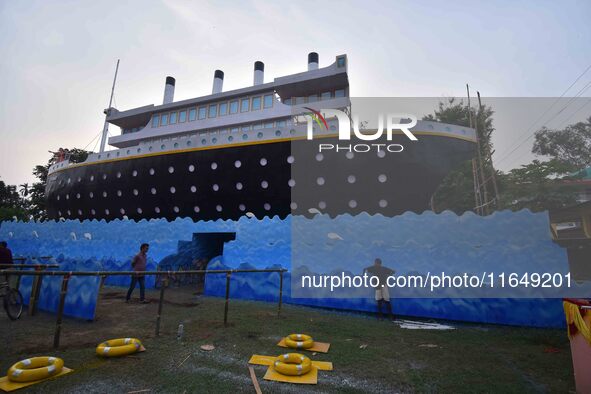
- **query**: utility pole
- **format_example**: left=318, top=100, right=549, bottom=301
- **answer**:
left=99, top=59, right=120, bottom=153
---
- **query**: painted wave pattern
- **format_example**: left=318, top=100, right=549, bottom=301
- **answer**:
left=0, top=210, right=568, bottom=326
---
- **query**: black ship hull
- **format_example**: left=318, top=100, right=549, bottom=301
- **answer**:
left=46, top=134, right=475, bottom=221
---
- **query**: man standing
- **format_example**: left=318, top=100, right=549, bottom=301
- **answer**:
left=0, top=241, right=13, bottom=284
left=363, top=258, right=395, bottom=320
left=126, top=243, right=149, bottom=303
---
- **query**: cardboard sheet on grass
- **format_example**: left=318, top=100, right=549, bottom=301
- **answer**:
left=249, top=355, right=332, bottom=384
left=277, top=338, right=331, bottom=353
left=0, top=368, right=73, bottom=392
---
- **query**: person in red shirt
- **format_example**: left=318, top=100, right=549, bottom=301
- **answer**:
left=126, top=243, right=149, bottom=303
left=0, top=241, right=13, bottom=284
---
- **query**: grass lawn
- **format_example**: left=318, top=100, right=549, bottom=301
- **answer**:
left=0, top=286, right=575, bottom=393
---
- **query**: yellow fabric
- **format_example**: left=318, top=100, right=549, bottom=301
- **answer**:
left=564, top=301, right=591, bottom=346
left=273, top=353, right=312, bottom=376
left=7, top=357, right=64, bottom=383
left=263, top=364, right=318, bottom=384
left=277, top=338, right=331, bottom=353
left=96, top=338, right=143, bottom=357
left=248, top=355, right=333, bottom=371
left=0, top=368, right=72, bottom=392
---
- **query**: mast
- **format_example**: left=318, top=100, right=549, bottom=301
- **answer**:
left=99, top=59, right=120, bottom=153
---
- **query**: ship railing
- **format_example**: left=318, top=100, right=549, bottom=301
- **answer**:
left=0, top=267, right=287, bottom=349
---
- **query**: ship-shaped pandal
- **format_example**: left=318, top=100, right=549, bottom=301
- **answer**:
left=46, top=52, right=477, bottom=221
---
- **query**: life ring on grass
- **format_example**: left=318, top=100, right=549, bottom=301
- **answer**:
left=7, top=357, right=64, bottom=383
left=273, top=353, right=312, bottom=376
left=285, top=334, right=314, bottom=349
left=96, top=338, right=142, bottom=357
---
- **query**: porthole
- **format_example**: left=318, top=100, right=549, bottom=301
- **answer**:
left=287, top=155, right=295, bottom=164
left=76, top=193, right=80, bottom=199
left=168, top=166, right=174, bottom=174
left=349, top=200, right=357, bottom=208
left=149, top=168, right=155, bottom=175
left=288, top=179, right=296, bottom=187
left=316, top=153, right=324, bottom=161
left=289, top=129, right=296, bottom=135
left=260, top=158, right=267, bottom=166
left=346, top=152, right=354, bottom=159
left=318, top=201, right=327, bottom=209
left=90, top=175, right=94, bottom=181
left=170, top=186, right=176, bottom=194
left=290, top=202, right=297, bottom=210
left=155, top=207, right=161, bottom=213
left=66, top=194, right=69, bottom=200
left=105, top=209, right=110, bottom=215
left=161, top=144, right=166, bottom=150
left=137, top=148, right=141, bottom=153
left=242, top=134, right=248, bottom=140
left=379, top=199, right=388, bottom=208
left=117, top=172, right=122, bottom=178
left=212, top=137, right=217, bottom=143
left=102, top=174, right=107, bottom=180
left=102, top=191, right=107, bottom=197
left=261, top=180, right=268, bottom=189
left=67, top=210, right=71, bottom=216
left=275, top=130, right=281, bottom=136
left=316, top=177, right=325, bottom=186
left=67, top=178, right=71, bottom=184
left=174, top=143, right=179, bottom=148
left=201, top=139, right=207, bottom=145
left=149, top=146, right=153, bottom=152
left=89, top=192, right=94, bottom=198
left=188, top=165, right=195, bottom=172
left=127, top=150, right=131, bottom=155
left=347, top=175, right=356, bottom=184
left=377, top=150, right=386, bottom=158
left=190, top=186, right=197, bottom=193
left=234, top=160, right=241, bottom=168
left=239, top=204, right=246, bottom=211
left=378, top=174, right=387, bottom=183
left=58, top=210, right=62, bottom=216
left=116, top=152, right=120, bottom=157
left=216, top=205, right=222, bottom=212
left=264, top=203, right=271, bottom=211
left=151, top=188, right=157, bottom=195
left=107, top=153, right=110, bottom=158
left=137, top=207, right=143, bottom=214
left=236, top=182, right=243, bottom=190
left=132, top=170, right=138, bottom=177
left=193, top=206, right=200, bottom=213
left=117, top=190, right=122, bottom=197
left=98, top=155, right=101, bottom=159
left=228, top=136, right=234, bottom=142
left=77, top=177, right=81, bottom=182
left=91, top=209, right=96, bottom=215
left=120, top=208, right=126, bottom=215
left=211, top=162, right=218, bottom=170
left=173, top=206, right=179, bottom=213
left=57, top=195, right=60, bottom=201
left=133, top=189, right=139, bottom=196
left=187, top=140, right=192, bottom=146
left=257, top=132, right=263, bottom=139
left=213, top=184, right=219, bottom=191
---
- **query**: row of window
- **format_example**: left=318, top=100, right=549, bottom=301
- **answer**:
left=283, top=89, right=346, bottom=105
left=152, top=93, right=275, bottom=128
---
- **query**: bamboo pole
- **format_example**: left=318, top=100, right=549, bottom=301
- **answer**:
left=278, top=270, right=284, bottom=316
left=155, top=277, right=167, bottom=336
left=53, top=274, right=71, bottom=348
left=224, top=272, right=231, bottom=326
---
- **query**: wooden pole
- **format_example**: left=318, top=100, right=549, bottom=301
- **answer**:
left=224, top=272, right=231, bottom=326
left=278, top=270, right=284, bottom=316
left=155, top=277, right=167, bottom=336
left=29, top=266, right=44, bottom=316
left=53, top=274, right=71, bottom=348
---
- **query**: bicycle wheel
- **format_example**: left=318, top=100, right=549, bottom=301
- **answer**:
left=4, top=288, right=23, bottom=320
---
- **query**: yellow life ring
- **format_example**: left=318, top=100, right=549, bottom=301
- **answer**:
left=8, top=357, right=64, bottom=383
left=96, top=338, right=142, bottom=357
left=273, top=353, right=312, bottom=376
left=285, top=334, right=314, bottom=350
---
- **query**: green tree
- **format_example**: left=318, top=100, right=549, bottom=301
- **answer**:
left=29, top=148, right=90, bottom=220
left=0, top=180, right=29, bottom=222
left=423, top=98, right=496, bottom=214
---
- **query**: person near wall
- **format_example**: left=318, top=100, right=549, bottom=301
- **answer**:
left=126, top=243, right=149, bottom=303
left=363, top=257, right=396, bottom=320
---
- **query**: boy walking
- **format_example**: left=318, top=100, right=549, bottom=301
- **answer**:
left=126, top=243, right=149, bottom=303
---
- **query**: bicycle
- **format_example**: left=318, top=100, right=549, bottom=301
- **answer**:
left=1, top=277, right=23, bottom=320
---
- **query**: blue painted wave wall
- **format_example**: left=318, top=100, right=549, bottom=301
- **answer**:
left=0, top=210, right=568, bottom=327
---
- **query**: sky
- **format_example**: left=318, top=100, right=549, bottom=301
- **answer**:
left=0, top=0, right=590, bottom=186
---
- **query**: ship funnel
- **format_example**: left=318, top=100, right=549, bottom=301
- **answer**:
left=253, top=61, right=264, bottom=85
left=308, top=52, right=319, bottom=71
left=163, top=76, right=175, bottom=104
left=212, top=70, right=224, bottom=94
